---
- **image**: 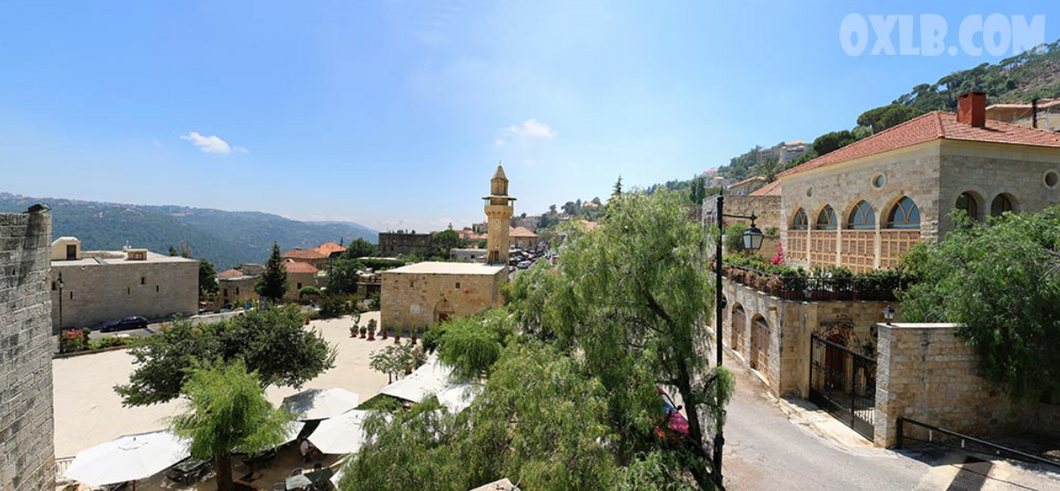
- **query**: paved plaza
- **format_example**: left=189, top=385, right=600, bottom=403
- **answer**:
left=53, top=312, right=390, bottom=459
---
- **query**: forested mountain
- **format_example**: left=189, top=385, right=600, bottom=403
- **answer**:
left=0, top=192, right=376, bottom=269
left=716, top=39, right=1060, bottom=181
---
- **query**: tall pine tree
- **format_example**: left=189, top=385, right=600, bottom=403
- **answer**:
left=255, top=243, right=289, bottom=302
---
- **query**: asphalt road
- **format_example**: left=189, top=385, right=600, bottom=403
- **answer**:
left=717, top=352, right=1060, bottom=491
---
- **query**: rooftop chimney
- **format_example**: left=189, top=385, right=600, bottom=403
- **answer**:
left=957, top=91, right=986, bottom=127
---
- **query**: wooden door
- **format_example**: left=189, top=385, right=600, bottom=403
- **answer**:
left=731, top=307, right=745, bottom=354
left=752, top=317, right=769, bottom=372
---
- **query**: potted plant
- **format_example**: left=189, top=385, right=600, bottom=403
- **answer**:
left=360, top=326, right=367, bottom=339
left=367, top=326, right=375, bottom=341
left=349, top=325, right=358, bottom=338
left=393, top=323, right=401, bottom=343
left=410, top=326, right=418, bottom=345
left=371, top=319, right=385, bottom=340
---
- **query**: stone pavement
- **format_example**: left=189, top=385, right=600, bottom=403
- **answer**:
left=52, top=312, right=390, bottom=459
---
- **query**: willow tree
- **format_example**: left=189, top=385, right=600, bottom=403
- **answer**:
left=508, top=189, right=734, bottom=488
left=169, top=361, right=292, bottom=491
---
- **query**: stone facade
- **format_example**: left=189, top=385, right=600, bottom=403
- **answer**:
left=703, top=193, right=783, bottom=261
left=380, top=262, right=506, bottom=331
left=213, top=272, right=258, bottom=310
left=874, top=323, right=1020, bottom=447
left=378, top=232, right=433, bottom=256
left=0, top=213, right=55, bottom=491
left=484, top=165, right=515, bottom=264
left=450, top=248, right=487, bottom=263
left=50, top=241, right=198, bottom=330
left=780, top=140, right=1060, bottom=272
left=713, top=277, right=897, bottom=398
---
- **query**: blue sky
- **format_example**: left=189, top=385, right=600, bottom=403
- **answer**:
left=1, top=1, right=1057, bottom=232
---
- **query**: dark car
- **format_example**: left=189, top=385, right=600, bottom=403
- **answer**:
left=101, top=316, right=148, bottom=332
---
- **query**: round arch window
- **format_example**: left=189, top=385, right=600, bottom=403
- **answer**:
left=872, top=174, right=886, bottom=189
left=991, top=194, right=1015, bottom=217
left=1045, top=171, right=1059, bottom=189
left=955, top=192, right=979, bottom=221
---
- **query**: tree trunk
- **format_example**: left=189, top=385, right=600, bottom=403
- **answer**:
left=215, top=452, right=234, bottom=491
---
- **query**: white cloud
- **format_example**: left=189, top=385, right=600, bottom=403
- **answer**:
left=180, top=131, right=245, bottom=155
left=494, top=139, right=505, bottom=147
left=507, top=119, right=555, bottom=139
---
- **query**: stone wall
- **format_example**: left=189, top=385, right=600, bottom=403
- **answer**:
left=0, top=213, right=55, bottom=490
left=1026, top=402, right=1060, bottom=440
left=50, top=255, right=198, bottom=329
left=714, top=278, right=896, bottom=398
left=380, top=268, right=505, bottom=331
left=874, top=323, right=1019, bottom=447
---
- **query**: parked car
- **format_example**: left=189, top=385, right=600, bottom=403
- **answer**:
left=517, top=260, right=532, bottom=269
left=100, top=316, right=148, bottom=332
left=656, top=387, right=690, bottom=437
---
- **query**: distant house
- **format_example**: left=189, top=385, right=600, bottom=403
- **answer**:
left=213, top=268, right=258, bottom=310
left=727, top=176, right=767, bottom=196
left=282, top=248, right=328, bottom=270
left=378, top=231, right=434, bottom=256
left=986, top=99, right=1060, bottom=132
left=509, top=226, right=539, bottom=250
left=313, top=241, right=347, bottom=259
left=283, top=260, right=320, bottom=301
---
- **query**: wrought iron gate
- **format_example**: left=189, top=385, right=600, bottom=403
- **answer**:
left=809, top=333, right=876, bottom=440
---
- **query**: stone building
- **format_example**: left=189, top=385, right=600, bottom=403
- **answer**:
left=378, top=231, right=433, bottom=256
left=282, top=248, right=328, bottom=270
left=380, top=262, right=506, bottom=330
left=986, top=98, right=1060, bottom=132
left=381, top=165, right=514, bottom=330
left=50, top=237, right=198, bottom=329
left=449, top=248, right=488, bottom=263
left=710, top=92, right=1060, bottom=445
left=213, top=268, right=258, bottom=309
left=283, top=260, right=321, bottom=301
left=509, top=226, right=538, bottom=250
left=778, top=91, right=1060, bottom=273
left=1, top=211, right=55, bottom=490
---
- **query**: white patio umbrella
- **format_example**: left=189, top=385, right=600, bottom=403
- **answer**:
left=379, top=359, right=453, bottom=403
left=307, top=410, right=392, bottom=455
left=64, top=431, right=190, bottom=487
left=281, top=388, right=360, bottom=421
left=282, top=421, right=306, bottom=444
left=436, top=383, right=479, bottom=414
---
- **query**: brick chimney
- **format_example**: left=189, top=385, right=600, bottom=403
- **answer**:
left=957, top=91, right=986, bottom=127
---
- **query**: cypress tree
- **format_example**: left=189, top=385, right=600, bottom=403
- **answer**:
left=255, top=243, right=289, bottom=302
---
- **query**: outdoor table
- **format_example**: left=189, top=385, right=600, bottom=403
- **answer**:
left=285, top=468, right=334, bottom=490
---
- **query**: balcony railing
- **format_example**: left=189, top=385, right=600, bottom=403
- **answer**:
left=720, top=263, right=909, bottom=301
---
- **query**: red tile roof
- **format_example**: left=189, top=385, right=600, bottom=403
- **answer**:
left=283, top=261, right=319, bottom=274
left=729, top=176, right=766, bottom=188
left=217, top=269, right=245, bottom=279
left=779, top=111, right=1060, bottom=178
left=314, top=242, right=346, bottom=256
left=283, top=249, right=326, bottom=260
left=749, top=180, right=782, bottom=196
left=509, top=226, right=538, bottom=238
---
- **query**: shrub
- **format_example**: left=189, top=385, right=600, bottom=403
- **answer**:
left=723, top=223, right=748, bottom=252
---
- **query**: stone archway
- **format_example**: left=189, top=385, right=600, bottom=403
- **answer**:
left=433, top=298, right=455, bottom=325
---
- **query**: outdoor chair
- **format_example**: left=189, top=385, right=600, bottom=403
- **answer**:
left=291, top=468, right=305, bottom=476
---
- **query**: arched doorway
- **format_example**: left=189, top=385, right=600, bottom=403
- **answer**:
left=731, top=305, right=745, bottom=354
left=750, top=315, right=770, bottom=373
left=433, top=298, right=455, bottom=325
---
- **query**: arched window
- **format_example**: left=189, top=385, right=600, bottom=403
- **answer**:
left=955, top=192, right=978, bottom=221
left=815, top=206, right=837, bottom=230
left=887, top=197, right=920, bottom=229
left=847, top=201, right=875, bottom=230
left=791, top=209, right=808, bottom=230
left=990, top=194, right=1014, bottom=217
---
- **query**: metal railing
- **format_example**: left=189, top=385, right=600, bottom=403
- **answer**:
left=896, top=417, right=1060, bottom=470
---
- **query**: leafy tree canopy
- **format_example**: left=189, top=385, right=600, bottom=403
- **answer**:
left=169, top=360, right=292, bottom=491
left=199, top=259, right=218, bottom=299
left=901, top=208, right=1060, bottom=401
left=116, top=307, right=336, bottom=406
left=328, top=257, right=365, bottom=295
left=344, top=238, right=378, bottom=259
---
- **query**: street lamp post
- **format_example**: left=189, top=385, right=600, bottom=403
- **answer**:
left=711, top=194, right=763, bottom=489
left=57, top=272, right=65, bottom=330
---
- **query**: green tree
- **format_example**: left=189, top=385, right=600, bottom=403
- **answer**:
left=751, top=156, right=783, bottom=183
left=344, top=238, right=378, bottom=259
left=900, top=208, right=1060, bottom=401
left=328, top=257, right=365, bottom=294
left=255, top=243, right=289, bottom=302
left=857, top=104, right=926, bottom=132
left=198, top=260, right=219, bottom=300
left=116, top=307, right=336, bottom=406
left=298, top=285, right=323, bottom=299
left=169, top=360, right=292, bottom=491
left=812, top=130, right=859, bottom=156
left=508, top=189, right=734, bottom=488
left=688, top=175, right=707, bottom=205
left=723, top=223, right=748, bottom=253
left=612, top=175, right=624, bottom=199
left=432, top=229, right=465, bottom=259
left=435, top=309, right=514, bottom=379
